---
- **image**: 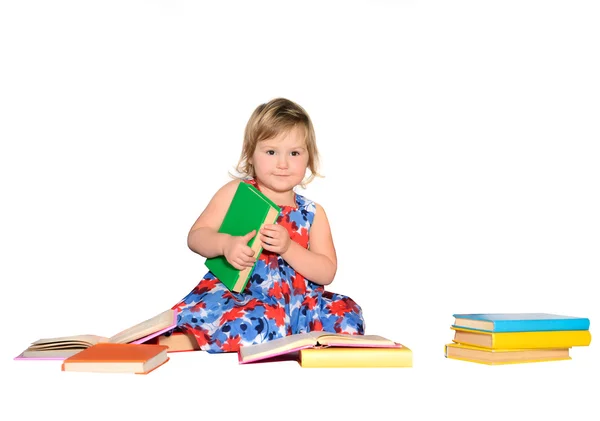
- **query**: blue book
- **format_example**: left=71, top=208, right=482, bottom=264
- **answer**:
left=452, top=313, right=590, bottom=332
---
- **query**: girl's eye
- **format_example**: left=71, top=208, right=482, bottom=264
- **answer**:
left=291, top=151, right=300, bottom=156
left=266, top=150, right=275, bottom=156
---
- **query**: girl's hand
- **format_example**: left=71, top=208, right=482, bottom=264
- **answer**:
left=223, top=230, right=256, bottom=270
left=260, top=224, right=291, bottom=254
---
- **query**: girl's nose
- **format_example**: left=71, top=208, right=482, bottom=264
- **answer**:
left=277, top=156, right=289, bottom=169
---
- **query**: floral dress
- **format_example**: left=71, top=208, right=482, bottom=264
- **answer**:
left=171, top=179, right=365, bottom=353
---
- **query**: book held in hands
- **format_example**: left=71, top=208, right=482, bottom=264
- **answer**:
left=15, top=308, right=178, bottom=360
left=205, top=181, right=281, bottom=293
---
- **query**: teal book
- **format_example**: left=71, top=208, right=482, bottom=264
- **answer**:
left=205, top=182, right=281, bottom=293
left=452, top=313, right=590, bottom=333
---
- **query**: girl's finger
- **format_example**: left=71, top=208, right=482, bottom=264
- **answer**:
left=242, top=247, right=255, bottom=257
left=260, top=234, right=273, bottom=243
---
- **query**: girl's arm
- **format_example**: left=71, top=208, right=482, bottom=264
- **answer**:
left=280, top=203, right=338, bottom=285
left=187, top=180, right=249, bottom=258
left=188, top=179, right=259, bottom=270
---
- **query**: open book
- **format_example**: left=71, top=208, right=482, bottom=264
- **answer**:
left=238, top=331, right=401, bottom=364
left=15, top=309, right=178, bottom=360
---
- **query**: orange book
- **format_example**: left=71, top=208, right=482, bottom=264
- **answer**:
left=61, top=343, right=169, bottom=374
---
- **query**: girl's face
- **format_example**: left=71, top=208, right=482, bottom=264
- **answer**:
left=250, top=125, right=309, bottom=194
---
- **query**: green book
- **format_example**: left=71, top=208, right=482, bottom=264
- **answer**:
left=205, top=182, right=281, bottom=293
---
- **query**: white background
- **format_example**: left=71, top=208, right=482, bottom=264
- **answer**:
left=1, top=1, right=598, bottom=420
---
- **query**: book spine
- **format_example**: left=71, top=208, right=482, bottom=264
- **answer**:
left=231, top=206, right=280, bottom=293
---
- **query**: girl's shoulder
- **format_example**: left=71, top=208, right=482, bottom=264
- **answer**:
left=219, top=178, right=243, bottom=194
left=206, top=179, right=242, bottom=206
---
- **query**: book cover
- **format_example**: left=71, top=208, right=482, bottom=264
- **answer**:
left=444, top=342, right=571, bottom=365
left=452, top=313, right=590, bottom=332
left=206, top=182, right=281, bottom=293
left=15, top=309, right=177, bottom=360
left=238, top=331, right=400, bottom=364
left=61, top=343, right=169, bottom=374
left=299, top=344, right=412, bottom=368
left=451, top=326, right=592, bottom=349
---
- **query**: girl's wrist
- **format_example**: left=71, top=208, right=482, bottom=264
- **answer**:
left=218, top=233, right=232, bottom=255
left=280, top=240, right=293, bottom=258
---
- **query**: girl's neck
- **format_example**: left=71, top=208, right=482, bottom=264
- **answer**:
left=254, top=180, right=296, bottom=207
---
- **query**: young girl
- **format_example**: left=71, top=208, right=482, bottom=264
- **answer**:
left=171, top=98, right=364, bottom=353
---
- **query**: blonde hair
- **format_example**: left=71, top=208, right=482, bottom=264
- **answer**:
left=233, top=98, right=322, bottom=188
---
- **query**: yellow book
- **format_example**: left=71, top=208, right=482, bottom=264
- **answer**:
left=299, top=344, right=412, bottom=368
left=445, top=343, right=571, bottom=365
left=451, top=327, right=592, bottom=349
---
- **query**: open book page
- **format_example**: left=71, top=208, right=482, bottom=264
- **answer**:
left=29, top=335, right=108, bottom=349
left=239, top=331, right=322, bottom=363
left=317, top=334, right=398, bottom=347
left=108, top=309, right=177, bottom=344
left=239, top=332, right=399, bottom=363
left=19, top=348, right=84, bottom=359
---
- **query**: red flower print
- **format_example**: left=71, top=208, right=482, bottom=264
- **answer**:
left=221, top=306, right=245, bottom=322
left=193, top=278, right=220, bottom=295
left=172, top=301, right=187, bottom=312
left=190, top=301, right=206, bottom=312
left=329, top=300, right=351, bottom=317
left=188, top=325, right=211, bottom=347
left=281, top=282, right=291, bottom=297
left=245, top=298, right=260, bottom=311
left=302, top=295, right=317, bottom=310
left=292, top=274, right=306, bottom=294
left=268, top=282, right=283, bottom=300
left=222, top=335, right=242, bottom=352
left=309, top=319, right=323, bottom=331
left=295, top=227, right=309, bottom=247
left=267, top=255, right=279, bottom=269
left=265, top=305, right=286, bottom=327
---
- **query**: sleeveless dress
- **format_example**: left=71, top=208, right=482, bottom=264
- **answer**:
left=171, top=178, right=365, bottom=353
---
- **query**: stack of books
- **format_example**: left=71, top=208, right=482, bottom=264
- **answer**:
left=445, top=313, right=592, bottom=365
